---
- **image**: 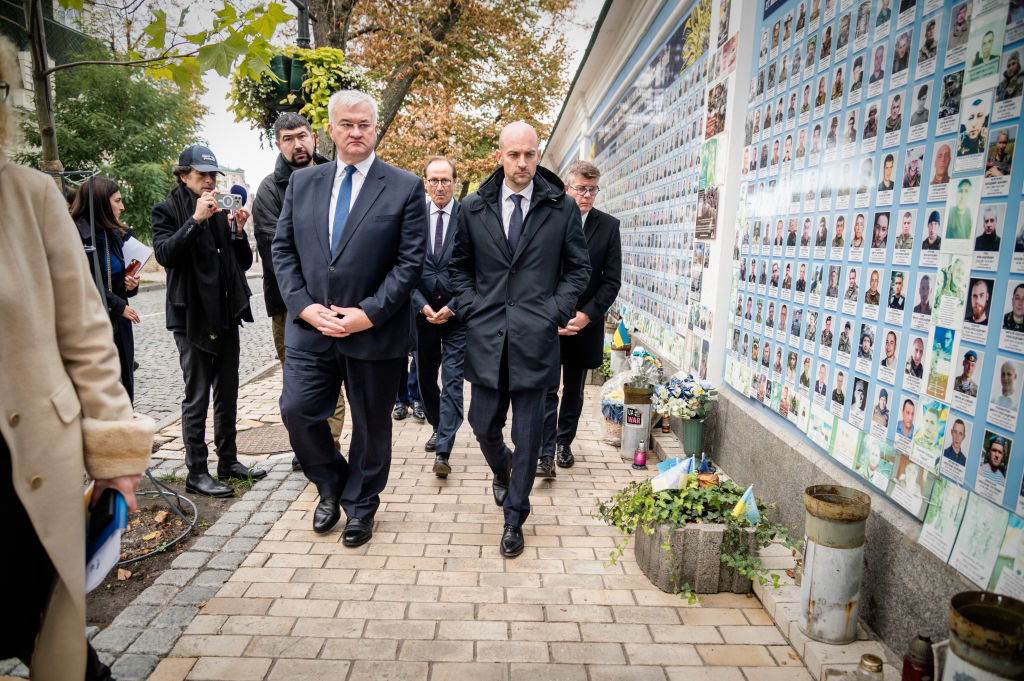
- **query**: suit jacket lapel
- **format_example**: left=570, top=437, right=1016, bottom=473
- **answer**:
left=439, top=201, right=459, bottom=263
left=314, top=163, right=336, bottom=263
left=332, top=159, right=385, bottom=263
left=483, top=199, right=513, bottom=261
left=584, top=209, right=600, bottom=244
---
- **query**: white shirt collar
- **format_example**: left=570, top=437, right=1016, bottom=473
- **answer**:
left=501, top=179, right=533, bottom=206
left=432, top=198, right=454, bottom=215
left=580, top=210, right=590, bottom=226
left=337, top=151, right=375, bottom=180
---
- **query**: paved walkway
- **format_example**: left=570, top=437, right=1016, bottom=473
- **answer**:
left=141, top=368, right=810, bottom=681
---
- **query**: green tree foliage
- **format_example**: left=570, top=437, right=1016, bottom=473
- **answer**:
left=17, top=57, right=207, bottom=243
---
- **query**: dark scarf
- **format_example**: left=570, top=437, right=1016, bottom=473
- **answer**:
left=165, top=183, right=252, bottom=353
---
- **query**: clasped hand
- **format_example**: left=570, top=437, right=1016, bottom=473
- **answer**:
left=421, top=304, right=454, bottom=324
left=300, top=303, right=373, bottom=337
left=557, top=310, right=590, bottom=336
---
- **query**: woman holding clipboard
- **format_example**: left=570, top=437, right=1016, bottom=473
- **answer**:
left=73, top=176, right=141, bottom=402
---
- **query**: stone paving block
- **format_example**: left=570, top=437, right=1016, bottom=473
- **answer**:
left=185, top=656, right=270, bottom=680
left=155, top=568, right=198, bottom=586
left=648, top=625, right=723, bottom=644
left=190, top=536, right=228, bottom=552
left=588, top=666, right=669, bottom=681
left=697, top=644, right=776, bottom=666
left=234, top=524, right=272, bottom=538
left=666, top=668, right=745, bottom=681
left=217, top=512, right=251, bottom=525
left=719, top=625, right=787, bottom=645
left=509, top=663, right=587, bottom=680
left=397, top=640, right=474, bottom=662
left=91, top=626, right=143, bottom=654
left=171, top=552, right=211, bottom=570
left=135, top=584, right=184, bottom=605
left=477, top=640, right=549, bottom=663
left=194, top=570, right=233, bottom=587
left=110, top=605, right=160, bottom=628
left=243, top=635, right=324, bottom=658
left=222, top=537, right=260, bottom=553
left=625, top=643, right=703, bottom=666
left=320, top=637, right=399, bottom=660
left=241, top=490, right=270, bottom=502
left=430, top=662, right=507, bottom=681
left=228, top=501, right=260, bottom=513
left=204, top=523, right=239, bottom=537
left=270, top=489, right=301, bottom=501
left=580, top=623, right=654, bottom=643
left=173, top=586, right=220, bottom=606
left=347, top=661, right=429, bottom=681
left=511, top=622, right=582, bottom=641
left=292, top=617, right=365, bottom=639
left=248, top=511, right=280, bottom=524
left=744, top=667, right=814, bottom=680
left=147, top=657, right=197, bottom=681
left=265, top=659, right=351, bottom=681
left=172, top=635, right=251, bottom=657
left=551, top=642, right=626, bottom=665
left=152, top=606, right=200, bottom=629
left=200, top=597, right=272, bottom=617
left=110, top=654, right=160, bottom=681
left=126, top=627, right=183, bottom=656
left=206, top=552, right=246, bottom=571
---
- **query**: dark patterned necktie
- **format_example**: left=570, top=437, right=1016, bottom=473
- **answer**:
left=508, top=194, right=523, bottom=252
left=434, top=210, right=444, bottom=261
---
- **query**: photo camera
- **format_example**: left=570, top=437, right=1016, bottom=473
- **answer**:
left=215, top=192, right=243, bottom=211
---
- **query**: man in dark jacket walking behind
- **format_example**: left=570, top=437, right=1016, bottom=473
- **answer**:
left=539, top=160, right=621, bottom=477
left=449, top=122, right=590, bottom=558
left=153, top=145, right=267, bottom=497
left=252, top=114, right=345, bottom=469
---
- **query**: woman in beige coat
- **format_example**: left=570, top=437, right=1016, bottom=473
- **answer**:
left=0, top=38, right=153, bottom=681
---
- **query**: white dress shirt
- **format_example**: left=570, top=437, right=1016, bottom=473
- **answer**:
left=328, top=152, right=376, bottom=247
left=500, top=180, right=533, bottom=236
left=430, top=197, right=454, bottom=248
left=580, top=210, right=590, bottom=230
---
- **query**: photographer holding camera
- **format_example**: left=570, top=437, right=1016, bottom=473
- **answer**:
left=152, top=144, right=266, bottom=497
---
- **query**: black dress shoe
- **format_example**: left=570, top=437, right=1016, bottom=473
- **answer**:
left=217, top=461, right=268, bottom=481
left=536, top=455, right=556, bottom=478
left=291, top=456, right=303, bottom=472
left=500, top=523, right=524, bottom=558
left=392, top=403, right=409, bottom=420
left=185, top=472, right=234, bottom=498
left=342, top=516, right=374, bottom=547
left=412, top=402, right=426, bottom=421
left=425, top=431, right=438, bottom=452
left=492, top=465, right=511, bottom=506
left=313, top=496, right=341, bottom=534
left=432, top=453, right=451, bottom=478
left=556, top=443, right=575, bottom=468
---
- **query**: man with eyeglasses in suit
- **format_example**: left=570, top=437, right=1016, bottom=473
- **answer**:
left=540, top=160, right=621, bottom=478
left=414, top=156, right=466, bottom=478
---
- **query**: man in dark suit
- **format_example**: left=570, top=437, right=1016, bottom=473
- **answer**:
left=413, top=156, right=466, bottom=477
left=272, top=90, right=427, bottom=545
left=539, top=160, right=621, bottom=476
left=449, top=122, right=590, bottom=557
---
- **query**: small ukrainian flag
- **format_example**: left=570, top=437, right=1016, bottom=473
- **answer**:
left=731, top=485, right=761, bottom=524
left=613, top=320, right=630, bottom=348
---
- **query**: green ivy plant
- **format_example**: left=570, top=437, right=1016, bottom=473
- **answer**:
left=595, top=476, right=798, bottom=603
left=597, top=350, right=614, bottom=378
left=229, top=47, right=377, bottom=145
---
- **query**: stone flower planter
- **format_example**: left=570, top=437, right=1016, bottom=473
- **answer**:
left=634, top=521, right=757, bottom=594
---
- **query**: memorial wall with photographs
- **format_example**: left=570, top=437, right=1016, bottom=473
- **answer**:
left=578, top=0, right=728, bottom=375
left=724, top=0, right=1024, bottom=594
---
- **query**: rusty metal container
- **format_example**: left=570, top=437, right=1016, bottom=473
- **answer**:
left=799, top=485, right=871, bottom=644
left=943, top=591, right=1024, bottom=681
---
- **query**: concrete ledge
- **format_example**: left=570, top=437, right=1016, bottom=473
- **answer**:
left=711, top=389, right=971, bottom=657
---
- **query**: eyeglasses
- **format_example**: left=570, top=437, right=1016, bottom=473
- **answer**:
left=334, top=122, right=373, bottom=132
left=568, top=184, right=600, bottom=195
left=0, top=82, right=8, bottom=103
left=426, top=178, right=452, bottom=187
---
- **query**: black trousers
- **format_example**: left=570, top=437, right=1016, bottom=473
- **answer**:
left=113, top=315, right=135, bottom=404
left=280, top=345, right=404, bottom=519
left=1, top=436, right=110, bottom=680
left=415, top=315, right=467, bottom=454
left=542, top=363, right=589, bottom=456
left=173, top=328, right=240, bottom=473
left=467, top=347, right=546, bottom=527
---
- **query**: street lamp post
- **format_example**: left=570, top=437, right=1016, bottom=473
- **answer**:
left=290, top=0, right=313, bottom=49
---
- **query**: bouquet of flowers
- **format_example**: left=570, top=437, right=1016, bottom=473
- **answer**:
left=654, top=373, right=717, bottom=420
left=627, top=347, right=663, bottom=388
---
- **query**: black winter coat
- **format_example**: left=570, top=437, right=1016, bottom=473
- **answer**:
left=449, top=166, right=590, bottom=391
